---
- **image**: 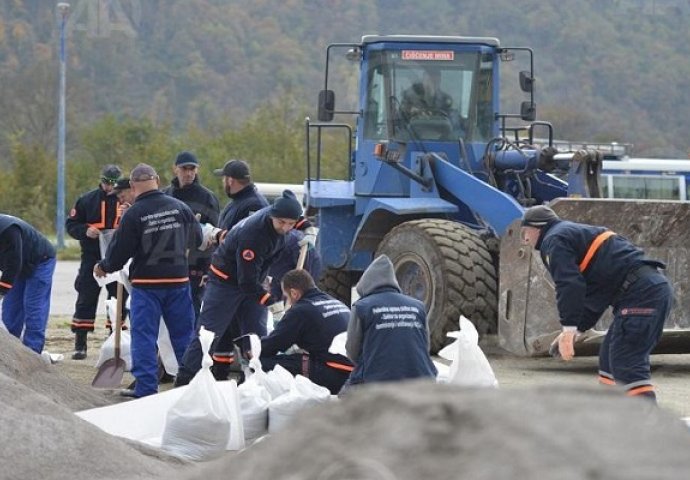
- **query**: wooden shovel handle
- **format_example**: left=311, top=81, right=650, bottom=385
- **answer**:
left=114, top=281, right=123, bottom=360
left=296, top=243, right=308, bottom=270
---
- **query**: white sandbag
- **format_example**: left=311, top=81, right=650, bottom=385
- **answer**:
left=157, top=320, right=178, bottom=376
left=161, top=327, right=244, bottom=461
left=257, top=364, right=295, bottom=400
left=242, top=334, right=295, bottom=400
left=438, top=316, right=498, bottom=388
left=238, top=376, right=271, bottom=442
left=268, top=375, right=331, bottom=434
left=328, top=331, right=348, bottom=356
left=76, top=381, right=241, bottom=447
left=94, top=301, right=132, bottom=370
left=92, top=258, right=132, bottom=289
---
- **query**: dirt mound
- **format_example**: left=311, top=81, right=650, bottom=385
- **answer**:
left=0, top=371, right=187, bottom=480
left=0, top=330, right=191, bottom=479
left=0, top=328, right=110, bottom=411
left=193, top=382, right=690, bottom=480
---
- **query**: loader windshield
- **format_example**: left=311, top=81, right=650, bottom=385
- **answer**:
left=364, top=49, right=493, bottom=142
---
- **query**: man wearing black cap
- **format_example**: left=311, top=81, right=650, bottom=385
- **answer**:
left=66, top=164, right=124, bottom=360
left=163, top=151, right=220, bottom=318
left=175, top=190, right=305, bottom=386
left=521, top=204, right=673, bottom=402
left=214, top=159, right=269, bottom=232
left=113, top=177, right=134, bottom=212
left=95, top=163, right=203, bottom=398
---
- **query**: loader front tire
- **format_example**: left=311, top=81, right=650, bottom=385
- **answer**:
left=318, top=267, right=361, bottom=307
left=376, top=219, right=497, bottom=354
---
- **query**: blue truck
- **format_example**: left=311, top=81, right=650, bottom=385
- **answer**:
left=304, top=35, right=690, bottom=355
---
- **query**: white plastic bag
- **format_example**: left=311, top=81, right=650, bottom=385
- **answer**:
left=157, top=320, right=178, bottom=376
left=328, top=331, right=348, bottom=356
left=242, top=334, right=295, bottom=400
left=161, top=327, right=244, bottom=460
left=438, top=316, right=498, bottom=388
left=268, top=375, right=331, bottom=434
left=238, top=376, right=271, bottom=442
left=94, top=298, right=132, bottom=371
left=95, top=329, right=132, bottom=371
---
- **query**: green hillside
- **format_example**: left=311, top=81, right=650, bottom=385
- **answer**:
left=1, top=0, right=689, bottom=228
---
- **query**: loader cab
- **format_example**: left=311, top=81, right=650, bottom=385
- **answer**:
left=363, top=48, right=495, bottom=144
left=353, top=37, right=501, bottom=197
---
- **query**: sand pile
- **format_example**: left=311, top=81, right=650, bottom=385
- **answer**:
left=0, top=328, right=110, bottom=411
left=191, top=382, right=690, bottom=480
left=0, top=329, right=191, bottom=480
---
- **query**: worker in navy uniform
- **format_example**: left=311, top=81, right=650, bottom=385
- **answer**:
left=162, top=151, right=220, bottom=318
left=521, top=205, right=674, bottom=402
left=260, top=269, right=353, bottom=394
left=199, top=159, right=269, bottom=376
left=344, top=255, right=437, bottom=389
left=94, top=163, right=203, bottom=398
left=215, top=159, right=269, bottom=232
left=0, top=214, right=56, bottom=354
left=66, top=164, right=125, bottom=360
left=175, top=190, right=310, bottom=386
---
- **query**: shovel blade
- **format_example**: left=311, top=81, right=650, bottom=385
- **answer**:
left=91, top=357, right=126, bottom=389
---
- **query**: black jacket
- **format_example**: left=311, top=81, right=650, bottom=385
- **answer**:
left=218, top=184, right=269, bottom=231
left=537, top=220, right=661, bottom=330
left=99, top=190, right=202, bottom=289
left=66, top=186, right=120, bottom=256
left=0, top=214, right=55, bottom=294
left=261, top=287, right=352, bottom=366
left=210, top=206, right=285, bottom=305
left=163, top=176, right=220, bottom=270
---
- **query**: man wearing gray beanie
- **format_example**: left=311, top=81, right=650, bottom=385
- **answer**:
left=176, top=189, right=316, bottom=385
left=521, top=204, right=673, bottom=402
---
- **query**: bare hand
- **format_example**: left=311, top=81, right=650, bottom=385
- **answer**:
left=93, top=263, right=107, bottom=278
left=556, top=330, right=577, bottom=361
left=86, top=226, right=100, bottom=239
left=117, top=203, right=131, bottom=216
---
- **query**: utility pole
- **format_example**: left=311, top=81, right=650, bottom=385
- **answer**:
left=56, top=2, right=70, bottom=249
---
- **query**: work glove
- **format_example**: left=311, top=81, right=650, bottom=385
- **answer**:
left=198, top=223, right=223, bottom=251
left=298, top=226, right=318, bottom=249
left=549, top=328, right=581, bottom=361
left=269, top=301, right=285, bottom=324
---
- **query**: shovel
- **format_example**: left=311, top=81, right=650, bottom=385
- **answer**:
left=92, top=281, right=126, bottom=388
left=296, top=242, right=308, bottom=270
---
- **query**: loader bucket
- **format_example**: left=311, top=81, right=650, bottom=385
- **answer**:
left=498, top=198, right=690, bottom=356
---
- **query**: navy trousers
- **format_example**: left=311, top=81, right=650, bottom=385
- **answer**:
left=599, top=272, right=673, bottom=392
left=176, top=277, right=267, bottom=385
left=2, top=257, right=56, bottom=354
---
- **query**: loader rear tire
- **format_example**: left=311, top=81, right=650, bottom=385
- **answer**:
left=376, top=219, right=497, bottom=354
left=318, top=267, right=361, bottom=307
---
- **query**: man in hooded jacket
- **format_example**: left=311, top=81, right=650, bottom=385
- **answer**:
left=344, top=254, right=437, bottom=388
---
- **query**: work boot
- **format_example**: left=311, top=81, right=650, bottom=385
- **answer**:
left=71, top=331, right=88, bottom=360
left=119, top=389, right=138, bottom=398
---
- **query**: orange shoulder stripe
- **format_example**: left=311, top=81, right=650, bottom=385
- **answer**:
left=579, top=231, right=616, bottom=273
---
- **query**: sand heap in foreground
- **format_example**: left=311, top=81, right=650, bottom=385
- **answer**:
left=191, top=381, right=690, bottom=480
left=0, top=328, right=110, bottom=411
left=0, top=329, right=186, bottom=480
